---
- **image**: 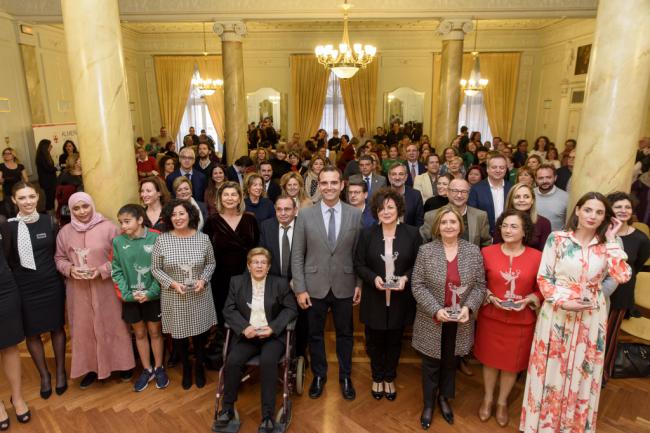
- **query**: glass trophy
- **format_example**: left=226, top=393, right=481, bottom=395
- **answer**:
left=73, top=247, right=92, bottom=278
left=445, top=283, right=468, bottom=320
left=577, top=281, right=593, bottom=306
left=380, top=251, right=401, bottom=307
left=499, top=269, right=523, bottom=309
left=130, top=264, right=150, bottom=298
left=179, top=263, right=196, bottom=293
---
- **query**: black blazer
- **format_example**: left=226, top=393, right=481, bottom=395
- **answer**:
left=259, top=217, right=293, bottom=280
left=226, top=165, right=241, bottom=184
left=166, top=169, right=207, bottom=203
left=223, top=273, right=297, bottom=338
left=354, top=223, right=422, bottom=329
left=404, top=186, right=424, bottom=227
left=266, top=180, right=282, bottom=203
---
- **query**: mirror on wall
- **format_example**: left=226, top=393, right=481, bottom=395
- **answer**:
left=246, top=88, right=282, bottom=134
left=384, top=87, right=425, bottom=128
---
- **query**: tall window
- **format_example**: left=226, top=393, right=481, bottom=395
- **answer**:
left=177, top=69, right=221, bottom=151
left=458, top=92, right=493, bottom=144
left=319, top=73, right=351, bottom=137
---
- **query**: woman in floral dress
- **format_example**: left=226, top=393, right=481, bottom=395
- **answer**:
left=520, top=192, right=631, bottom=433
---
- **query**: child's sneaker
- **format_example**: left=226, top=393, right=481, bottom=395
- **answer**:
left=133, top=368, right=154, bottom=392
left=154, top=367, right=170, bottom=389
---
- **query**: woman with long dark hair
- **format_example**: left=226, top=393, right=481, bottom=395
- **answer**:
left=58, top=140, right=78, bottom=170
left=35, top=139, right=58, bottom=212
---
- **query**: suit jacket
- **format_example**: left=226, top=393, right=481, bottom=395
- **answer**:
left=349, top=173, right=387, bottom=198
left=405, top=161, right=426, bottom=187
left=555, top=166, right=572, bottom=191
left=413, top=172, right=437, bottom=202
left=354, top=224, right=422, bottom=329
left=226, top=165, right=243, bottom=186
left=361, top=206, right=377, bottom=229
left=420, top=206, right=492, bottom=247
left=411, top=239, right=487, bottom=359
left=259, top=217, right=293, bottom=280
left=166, top=169, right=207, bottom=203
left=223, top=273, right=297, bottom=337
left=403, top=186, right=424, bottom=227
left=265, top=180, right=282, bottom=203
left=467, top=179, right=512, bottom=234
left=291, top=201, right=362, bottom=299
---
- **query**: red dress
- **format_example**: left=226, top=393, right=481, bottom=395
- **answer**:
left=474, top=244, right=542, bottom=372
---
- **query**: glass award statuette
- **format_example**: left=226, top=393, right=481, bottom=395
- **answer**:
left=445, top=283, right=468, bottom=320
left=131, top=264, right=150, bottom=298
left=380, top=237, right=400, bottom=307
left=577, top=282, right=593, bottom=305
left=179, top=263, right=196, bottom=293
left=499, top=260, right=522, bottom=309
left=73, top=247, right=92, bottom=277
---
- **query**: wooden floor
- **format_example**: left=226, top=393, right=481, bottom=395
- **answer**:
left=1, top=333, right=649, bottom=433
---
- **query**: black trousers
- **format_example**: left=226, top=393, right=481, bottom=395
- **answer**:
left=364, top=327, right=404, bottom=382
left=421, top=322, right=459, bottom=407
left=173, top=332, right=208, bottom=366
left=308, top=290, right=353, bottom=380
left=295, top=307, right=309, bottom=358
left=222, top=336, right=285, bottom=418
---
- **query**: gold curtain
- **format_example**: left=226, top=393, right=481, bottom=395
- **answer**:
left=195, top=56, right=225, bottom=143
left=339, top=59, right=379, bottom=135
left=290, top=54, right=330, bottom=141
left=479, top=52, right=521, bottom=141
left=154, top=56, right=196, bottom=140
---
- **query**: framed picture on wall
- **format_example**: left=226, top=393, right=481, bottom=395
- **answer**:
left=574, top=44, right=591, bottom=76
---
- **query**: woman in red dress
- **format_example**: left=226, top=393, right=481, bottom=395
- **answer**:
left=475, top=209, right=543, bottom=427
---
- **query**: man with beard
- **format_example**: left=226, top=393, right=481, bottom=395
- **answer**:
left=534, top=164, right=568, bottom=231
left=193, top=142, right=218, bottom=178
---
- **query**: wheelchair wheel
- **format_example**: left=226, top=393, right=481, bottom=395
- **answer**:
left=295, top=356, right=305, bottom=395
left=275, top=400, right=292, bottom=431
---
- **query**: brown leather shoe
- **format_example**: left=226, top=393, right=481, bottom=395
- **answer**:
left=458, top=360, right=473, bottom=376
left=495, top=403, right=509, bottom=427
left=478, top=400, right=493, bottom=422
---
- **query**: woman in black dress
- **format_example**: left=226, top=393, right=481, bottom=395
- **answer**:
left=0, top=226, right=30, bottom=426
left=4, top=182, right=67, bottom=399
left=35, top=139, right=58, bottom=213
left=140, top=176, right=171, bottom=232
left=204, top=181, right=259, bottom=325
left=0, top=147, right=29, bottom=217
left=58, top=140, right=78, bottom=171
left=355, top=188, right=422, bottom=401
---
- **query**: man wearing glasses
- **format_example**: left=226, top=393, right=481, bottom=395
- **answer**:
left=166, top=146, right=207, bottom=202
left=420, top=179, right=491, bottom=247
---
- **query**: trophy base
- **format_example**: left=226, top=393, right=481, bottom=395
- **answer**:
left=182, top=282, right=196, bottom=293
left=444, top=307, right=461, bottom=321
left=499, top=300, right=521, bottom=309
left=383, top=282, right=400, bottom=290
left=576, top=297, right=593, bottom=305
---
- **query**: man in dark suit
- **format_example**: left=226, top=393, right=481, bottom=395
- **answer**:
left=555, top=148, right=574, bottom=191
left=348, top=155, right=387, bottom=202
left=468, top=153, right=512, bottom=234
left=292, top=166, right=362, bottom=401
left=387, top=162, right=424, bottom=227
left=259, top=161, right=282, bottom=203
left=405, top=142, right=426, bottom=187
left=193, top=142, right=218, bottom=179
left=166, top=146, right=207, bottom=202
left=226, top=155, right=253, bottom=187
left=346, top=180, right=377, bottom=229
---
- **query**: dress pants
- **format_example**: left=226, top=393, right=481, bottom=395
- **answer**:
left=421, top=322, right=459, bottom=407
left=364, top=327, right=404, bottom=382
left=223, top=336, right=285, bottom=418
left=295, top=307, right=309, bottom=358
left=308, top=290, right=353, bottom=381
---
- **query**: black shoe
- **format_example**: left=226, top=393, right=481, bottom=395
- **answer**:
left=371, top=382, right=383, bottom=400
left=308, top=376, right=327, bottom=399
left=340, top=377, right=356, bottom=401
left=384, top=381, right=397, bottom=401
left=195, top=361, right=206, bottom=389
left=167, top=349, right=180, bottom=368
left=10, top=398, right=30, bottom=424
left=213, top=408, right=235, bottom=428
left=420, top=407, right=433, bottom=430
left=119, top=369, right=134, bottom=382
left=438, top=396, right=454, bottom=425
left=257, top=416, right=274, bottom=433
left=40, top=372, right=52, bottom=400
left=182, top=364, right=192, bottom=390
left=55, top=372, right=68, bottom=396
left=79, top=372, right=97, bottom=390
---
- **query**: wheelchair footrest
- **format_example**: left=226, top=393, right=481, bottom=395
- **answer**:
left=211, top=419, right=241, bottom=433
left=274, top=422, right=288, bottom=433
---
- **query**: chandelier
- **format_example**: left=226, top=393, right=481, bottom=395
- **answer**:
left=192, top=22, right=223, bottom=96
left=314, top=0, right=377, bottom=79
left=460, top=19, right=488, bottom=96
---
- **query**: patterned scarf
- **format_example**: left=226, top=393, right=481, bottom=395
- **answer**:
left=8, top=211, right=40, bottom=270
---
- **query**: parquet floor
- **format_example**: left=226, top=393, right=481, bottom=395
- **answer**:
left=1, top=331, right=649, bottom=433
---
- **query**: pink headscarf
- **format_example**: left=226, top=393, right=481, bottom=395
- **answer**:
left=68, top=192, right=107, bottom=232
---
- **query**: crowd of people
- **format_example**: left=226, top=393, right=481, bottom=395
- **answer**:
left=0, top=121, right=647, bottom=433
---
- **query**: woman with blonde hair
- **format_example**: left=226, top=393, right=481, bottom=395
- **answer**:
left=243, top=173, right=275, bottom=224
left=280, top=171, right=312, bottom=210
left=515, top=167, right=535, bottom=187
left=303, top=156, right=326, bottom=204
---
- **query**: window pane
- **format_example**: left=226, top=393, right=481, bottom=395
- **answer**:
left=319, top=73, right=351, bottom=138
left=177, top=69, right=221, bottom=153
left=458, top=92, right=492, bottom=144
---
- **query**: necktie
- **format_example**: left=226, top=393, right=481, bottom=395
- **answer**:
left=365, top=176, right=371, bottom=195
left=410, top=163, right=416, bottom=180
left=185, top=172, right=192, bottom=181
left=281, top=225, right=291, bottom=276
left=327, top=208, right=336, bottom=248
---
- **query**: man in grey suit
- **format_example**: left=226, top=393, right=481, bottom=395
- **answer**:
left=420, top=179, right=492, bottom=247
left=348, top=155, right=387, bottom=202
left=292, top=166, right=362, bottom=401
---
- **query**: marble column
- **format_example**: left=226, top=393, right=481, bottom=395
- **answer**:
left=434, top=19, right=472, bottom=149
left=570, top=0, right=650, bottom=208
left=61, top=0, right=138, bottom=220
left=214, top=21, right=248, bottom=165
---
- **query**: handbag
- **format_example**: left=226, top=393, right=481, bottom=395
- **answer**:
left=612, top=343, right=650, bottom=378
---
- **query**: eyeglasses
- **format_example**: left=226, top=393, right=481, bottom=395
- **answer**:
left=179, top=156, right=195, bottom=160
left=448, top=189, right=469, bottom=195
left=250, top=260, right=268, bottom=266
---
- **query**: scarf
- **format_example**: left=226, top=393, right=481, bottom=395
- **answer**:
left=8, top=211, right=40, bottom=270
left=69, top=192, right=107, bottom=232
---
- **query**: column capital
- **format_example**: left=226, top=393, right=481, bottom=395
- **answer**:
left=213, top=21, right=247, bottom=42
left=436, top=19, right=473, bottom=41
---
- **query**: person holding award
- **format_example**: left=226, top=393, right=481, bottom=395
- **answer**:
left=151, top=199, right=217, bottom=390
left=411, top=206, right=486, bottom=428
left=474, top=209, right=542, bottom=427
left=55, top=192, right=135, bottom=389
left=354, top=188, right=422, bottom=401
left=520, top=192, right=631, bottom=433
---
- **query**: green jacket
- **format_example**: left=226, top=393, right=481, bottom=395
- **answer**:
left=111, top=228, right=161, bottom=302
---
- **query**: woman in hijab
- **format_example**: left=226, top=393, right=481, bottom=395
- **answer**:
left=55, top=192, right=135, bottom=389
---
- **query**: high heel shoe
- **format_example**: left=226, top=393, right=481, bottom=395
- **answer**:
left=10, top=398, right=30, bottom=424
left=56, top=372, right=68, bottom=396
left=384, top=381, right=397, bottom=401
left=371, top=382, right=383, bottom=400
left=478, top=399, right=493, bottom=422
left=40, top=372, right=52, bottom=400
left=495, top=403, right=509, bottom=427
left=195, top=361, right=206, bottom=389
left=0, top=402, right=9, bottom=431
left=420, top=407, right=433, bottom=430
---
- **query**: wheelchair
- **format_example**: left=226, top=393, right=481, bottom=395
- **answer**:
left=212, top=319, right=305, bottom=433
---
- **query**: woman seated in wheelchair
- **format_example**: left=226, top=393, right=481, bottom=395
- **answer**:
left=215, top=247, right=297, bottom=433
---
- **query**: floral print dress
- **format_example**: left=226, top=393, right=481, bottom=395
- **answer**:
left=520, top=231, right=631, bottom=433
